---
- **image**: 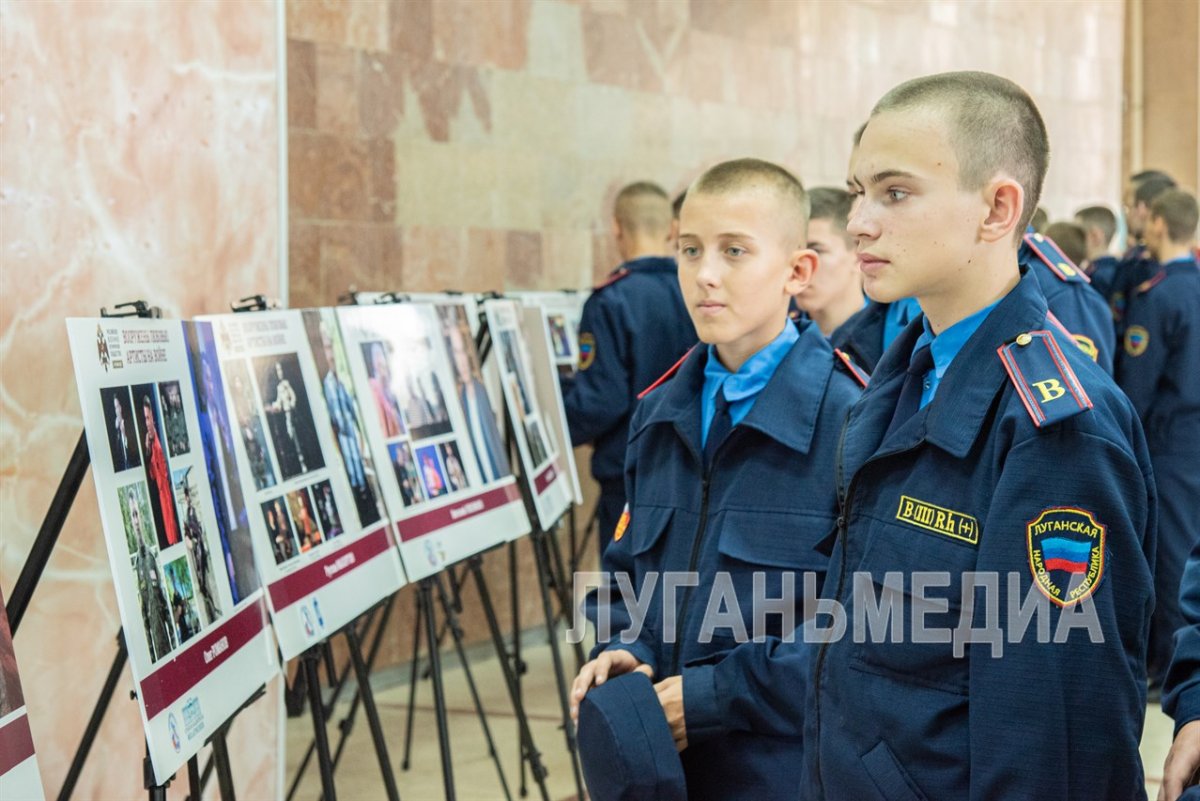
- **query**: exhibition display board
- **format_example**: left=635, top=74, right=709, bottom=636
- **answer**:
left=484, top=300, right=575, bottom=529
left=509, top=291, right=588, bottom=377
left=67, top=318, right=278, bottom=784
left=0, top=589, right=45, bottom=801
left=336, top=302, right=530, bottom=580
left=197, top=311, right=408, bottom=659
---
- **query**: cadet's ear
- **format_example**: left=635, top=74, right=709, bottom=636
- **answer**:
left=785, top=247, right=818, bottom=295
left=979, top=177, right=1024, bottom=244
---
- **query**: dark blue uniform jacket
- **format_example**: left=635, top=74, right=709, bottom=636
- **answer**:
left=561, top=256, right=695, bottom=485
left=586, top=319, right=861, bottom=801
left=691, top=269, right=1157, bottom=800
left=1116, top=256, right=1200, bottom=678
left=1019, top=231, right=1116, bottom=373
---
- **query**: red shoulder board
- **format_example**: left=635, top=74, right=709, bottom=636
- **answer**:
left=1134, top=270, right=1168, bottom=295
left=997, top=330, right=1093, bottom=428
left=1024, top=232, right=1090, bottom=284
left=594, top=268, right=630, bottom=291
left=833, top=349, right=869, bottom=388
left=638, top=346, right=695, bottom=400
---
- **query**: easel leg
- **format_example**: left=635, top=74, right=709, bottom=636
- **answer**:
left=329, top=598, right=395, bottom=773
left=400, top=590, right=423, bottom=772
left=433, top=574, right=512, bottom=801
left=469, top=556, right=551, bottom=801
left=508, top=540, right=526, bottom=796
left=302, top=648, right=338, bottom=801
left=545, top=520, right=586, bottom=670
left=186, top=755, right=201, bottom=801
left=343, top=626, right=401, bottom=801
left=144, top=743, right=170, bottom=801
left=530, top=527, right=585, bottom=801
left=58, top=632, right=127, bottom=801
left=420, top=579, right=456, bottom=800
left=211, top=728, right=236, bottom=801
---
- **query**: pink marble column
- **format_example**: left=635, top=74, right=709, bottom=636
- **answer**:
left=0, top=1, right=282, bottom=797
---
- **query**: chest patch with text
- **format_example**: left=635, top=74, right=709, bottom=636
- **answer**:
left=895, top=495, right=980, bottom=545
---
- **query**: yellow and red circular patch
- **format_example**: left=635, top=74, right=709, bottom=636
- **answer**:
left=1124, top=325, right=1150, bottom=357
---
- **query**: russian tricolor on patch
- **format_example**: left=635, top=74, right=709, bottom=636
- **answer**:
left=1026, top=507, right=1106, bottom=607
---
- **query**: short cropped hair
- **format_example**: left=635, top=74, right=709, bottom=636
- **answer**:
left=869, top=71, right=1049, bottom=236
left=1043, top=221, right=1087, bottom=265
left=1074, top=205, right=1117, bottom=246
left=808, top=187, right=854, bottom=241
left=614, top=182, right=672, bottom=237
left=688, top=158, right=810, bottom=242
left=672, top=191, right=686, bottom=221
left=1131, top=169, right=1174, bottom=184
left=1150, top=189, right=1200, bottom=243
left=1134, top=173, right=1177, bottom=208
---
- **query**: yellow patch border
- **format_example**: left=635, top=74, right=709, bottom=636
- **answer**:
left=578, top=332, right=597, bottom=370
left=1026, top=506, right=1106, bottom=608
left=894, top=495, right=980, bottom=546
left=1072, top=334, right=1099, bottom=362
left=1123, top=325, right=1150, bottom=358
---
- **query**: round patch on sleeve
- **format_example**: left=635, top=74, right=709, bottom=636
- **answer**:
left=1027, top=507, right=1106, bottom=607
left=1124, top=325, right=1150, bottom=357
left=578, top=332, right=596, bottom=370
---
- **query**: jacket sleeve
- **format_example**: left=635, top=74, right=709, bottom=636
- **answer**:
left=1116, top=292, right=1171, bottom=422
left=1054, top=285, right=1118, bottom=374
left=967, top=423, right=1155, bottom=800
left=681, top=633, right=811, bottom=745
left=582, top=407, right=659, bottom=673
left=561, top=292, right=633, bottom=446
left=1164, top=539, right=1200, bottom=732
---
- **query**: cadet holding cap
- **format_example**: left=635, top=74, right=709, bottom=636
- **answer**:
left=1115, top=188, right=1200, bottom=698
left=572, top=158, right=864, bottom=801
left=674, top=71, right=1157, bottom=800
left=560, top=181, right=697, bottom=556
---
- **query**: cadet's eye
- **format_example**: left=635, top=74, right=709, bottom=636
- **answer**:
left=680, top=244, right=700, bottom=258
left=887, top=188, right=909, bottom=202
left=725, top=246, right=746, bottom=258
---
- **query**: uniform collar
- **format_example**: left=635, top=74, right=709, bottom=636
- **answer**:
left=1163, top=254, right=1199, bottom=269
left=913, top=299, right=1001, bottom=383
left=622, top=255, right=677, bottom=273
left=862, top=266, right=1048, bottom=460
left=635, top=318, right=832, bottom=455
left=703, top=322, right=799, bottom=402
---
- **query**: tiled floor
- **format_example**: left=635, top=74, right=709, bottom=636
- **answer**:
left=286, top=636, right=1178, bottom=800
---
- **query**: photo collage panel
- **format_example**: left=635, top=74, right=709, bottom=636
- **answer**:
left=106, top=380, right=213, bottom=663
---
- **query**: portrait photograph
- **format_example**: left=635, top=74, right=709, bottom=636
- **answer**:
left=100, top=385, right=141, bottom=473
left=224, top=358, right=277, bottom=491
left=157, top=380, right=190, bottom=458
left=132, top=382, right=183, bottom=552
left=262, top=497, right=299, bottom=567
left=304, top=310, right=385, bottom=529
left=251, top=353, right=324, bottom=481
left=311, top=479, right=343, bottom=540
left=388, top=441, right=425, bottom=508
left=172, top=466, right=221, bottom=624
left=162, top=555, right=203, bottom=646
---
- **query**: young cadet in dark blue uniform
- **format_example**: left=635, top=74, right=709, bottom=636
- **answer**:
left=1075, top=203, right=1118, bottom=281
left=561, top=182, right=696, bottom=553
left=1115, top=189, right=1200, bottom=696
left=1108, top=171, right=1177, bottom=328
left=794, top=188, right=867, bottom=339
left=664, top=72, right=1158, bottom=801
left=570, top=159, right=864, bottom=801
left=1019, top=226, right=1116, bottom=372
left=1162, top=539, right=1200, bottom=801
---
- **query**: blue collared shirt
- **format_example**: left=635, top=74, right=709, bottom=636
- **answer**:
left=700, top=323, right=800, bottom=446
left=883, top=297, right=922, bottom=353
left=911, top=299, right=1002, bottom=408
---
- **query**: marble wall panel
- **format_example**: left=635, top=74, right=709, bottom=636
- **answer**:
left=1, top=1, right=281, bottom=797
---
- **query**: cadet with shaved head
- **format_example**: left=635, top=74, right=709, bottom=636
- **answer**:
left=561, top=181, right=696, bottom=554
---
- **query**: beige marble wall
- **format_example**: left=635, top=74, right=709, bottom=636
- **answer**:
left=0, top=1, right=282, bottom=797
left=287, top=0, right=1126, bottom=306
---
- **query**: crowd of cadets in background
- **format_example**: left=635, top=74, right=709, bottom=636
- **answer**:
left=558, top=75, right=1200, bottom=801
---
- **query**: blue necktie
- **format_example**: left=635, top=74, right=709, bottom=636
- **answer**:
left=705, top=387, right=733, bottom=468
left=885, top=343, right=934, bottom=440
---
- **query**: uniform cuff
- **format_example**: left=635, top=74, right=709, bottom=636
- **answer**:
left=1172, top=687, right=1200, bottom=736
left=681, top=663, right=725, bottom=744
